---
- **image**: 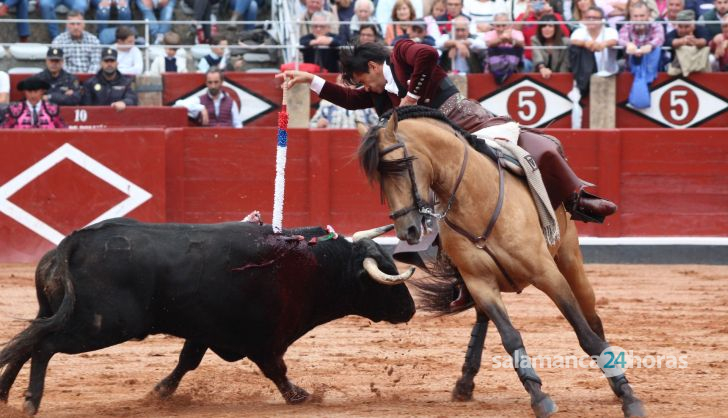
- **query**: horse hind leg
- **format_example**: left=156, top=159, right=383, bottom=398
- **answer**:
left=532, top=266, right=646, bottom=418
left=465, top=277, right=557, bottom=418
left=554, top=223, right=605, bottom=339
left=452, top=310, right=489, bottom=401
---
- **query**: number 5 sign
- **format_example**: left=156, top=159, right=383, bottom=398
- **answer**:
left=623, top=78, right=727, bottom=128
left=480, top=78, right=573, bottom=128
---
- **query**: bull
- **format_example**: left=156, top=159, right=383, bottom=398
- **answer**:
left=0, top=218, right=415, bottom=415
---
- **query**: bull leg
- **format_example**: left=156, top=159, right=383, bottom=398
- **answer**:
left=153, top=340, right=207, bottom=398
left=465, top=277, right=557, bottom=418
left=452, top=310, right=489, bottom=401
left=250, top=354, right=309, bottom=404
left=532, top=266, right=646, bottom=418
left=0, top=352, right=31, bottom=402
left=22, top=344, right=54, bottom=415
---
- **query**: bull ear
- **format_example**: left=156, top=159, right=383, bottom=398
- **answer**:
left=385, top=109, right=398, bottom=136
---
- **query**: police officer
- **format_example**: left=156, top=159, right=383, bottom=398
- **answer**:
left=35, top=47, right=81, bottom=106
left=81, top=47, right=138, bottom=111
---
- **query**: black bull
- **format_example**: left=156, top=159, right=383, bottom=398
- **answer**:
left=0, top=218, right=415, bottom=415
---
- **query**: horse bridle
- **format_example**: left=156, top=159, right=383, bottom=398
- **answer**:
left=378, top=133, right=469, bottom=221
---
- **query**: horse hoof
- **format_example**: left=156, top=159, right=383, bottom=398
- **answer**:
left=153, top=382, right=176, bottom=399
left=22, top=400, right=38, bottom=415
left=532, top=395, right=558, bottom=418
left=451, top=379, right=474, bottom=402
left=283, top=385, right=310, bottom=404
left=623, top=398, right=647, bottom=418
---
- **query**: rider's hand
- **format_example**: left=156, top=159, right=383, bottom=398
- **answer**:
left=275, top=70, right=315, bottom=89
left=399, top=95, right=418, bottom=107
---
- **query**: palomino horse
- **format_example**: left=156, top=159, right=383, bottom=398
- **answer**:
left=358, top=106, right=646, bottom=418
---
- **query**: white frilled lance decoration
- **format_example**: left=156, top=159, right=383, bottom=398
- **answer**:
left=271, top=77, right=289, bottom=233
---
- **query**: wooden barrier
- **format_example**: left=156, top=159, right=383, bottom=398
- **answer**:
left=60, top=106, right=188, bottom=129
left=0, top=127, right=726, bottom=262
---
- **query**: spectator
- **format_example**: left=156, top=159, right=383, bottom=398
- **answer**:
left=300, top=12, right=344, bottom=72
left=51, top=12, right=101, bottom=74
left=81, top=47, right=138, bottom=110
left=0, top=70, right=8, bottom=104
left=532, top=14, right=571, bottom=78
left=35, top=47, right=82, bottom=106
left=569, top=0, right=595, bottom=30
left=356, top=23, right=385, bottom=44
left=508, top=0, right=530, bottom=20
left=659, top=0, right=685, bottom=34
left=93, top=0, right=132, bottom=44
left=149, top=32, right=189, bottom=74
left=376, top=0, right=425, bottom=35
left=0, top=0, right=30, bottom=42
left=174, top=69, right=243, bottom=127
left=135, top=0, right=177, bottom=44
left=665, top=9, right=711, bottom=74
left=437, top=15, right=486, bottom=71
left=300, top=0, right=338, bottom=37
left=710, top=14, right=728, bottom=70
left=229, top=0, right=259, bottom=30
left=393, top=17, right=437, bottom=44
left=700, top=0, right=728, bottom=39
left=184, top=0, right=218, bottom=44
left=198, top=34, right=229, bottom=73
left=40, top=0, right=89, bottom=39
left=619, top=1, right=663, bottom=108
left=516, top=0, right=570, bottom=64
left=437, top=0, right=472, bottom=33
left=464, top=0, right=504, bottom=32
left=424, top=0, right=447, bottom=38
left=336, top=0, right=356, bottom=40
left=385, top=0, right=417, bottom=44
left=309, top=77, right=378, bottom=133
left=570, top=6, right=619, bottom=74
left=3, top=78, right=65, bottom=129
left=349, top=0, right=379, bottom=42
left=115, top=26, right=143, bottom=76
left=483, top=12, right=525, bottom=81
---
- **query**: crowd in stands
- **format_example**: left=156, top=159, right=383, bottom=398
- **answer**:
left=0, top=0, right=727, bottom=129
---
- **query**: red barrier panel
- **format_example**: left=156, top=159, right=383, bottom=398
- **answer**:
left=1, top=126, right=726, bottom=262
left=616, top=73, right=728, bottom=128
left=467, top=73, right=586, bottom=128
left=0, top=130, right=167, bottom=262
left=60, top=106, right=188, bottom=129
left=163, top=73, right=281, bottom=127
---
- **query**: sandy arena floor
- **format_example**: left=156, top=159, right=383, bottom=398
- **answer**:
left=0, top=263, right=727, bottom=418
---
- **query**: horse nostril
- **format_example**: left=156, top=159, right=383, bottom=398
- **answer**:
left=407, top=225, right=418, bottom=240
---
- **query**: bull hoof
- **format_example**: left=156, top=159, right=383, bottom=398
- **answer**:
left=531, top=394, right=558, bottom=418
left=451, top=379, right=474, bottom=402
left=153, top=381, right=178, bottom=399
left=22, top=399, right=38, bottom=416
left=622, top=397, right=646, bottom=418
left=283, top=384, right=310, bottom=404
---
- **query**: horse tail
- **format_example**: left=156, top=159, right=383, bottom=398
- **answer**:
left=0, top=236, right=77, bottom=370
left=409, top=259, right=474, bottom=316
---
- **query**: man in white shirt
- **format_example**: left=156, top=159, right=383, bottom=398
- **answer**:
left=114, top=26, right=144, bottom=75
left=570, top=6, right=619, bottom=74
left=174, top=69, right=243, bottom=128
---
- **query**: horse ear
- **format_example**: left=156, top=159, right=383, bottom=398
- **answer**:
left=385, top=109, right=398, bottom=135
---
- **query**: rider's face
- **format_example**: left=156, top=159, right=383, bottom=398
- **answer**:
left=353, top=62, right=386, bottom=94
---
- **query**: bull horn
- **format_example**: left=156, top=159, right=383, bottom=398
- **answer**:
left=363, top=257, right=415, bottom=285
left=352, top=224, right=394, bottom=242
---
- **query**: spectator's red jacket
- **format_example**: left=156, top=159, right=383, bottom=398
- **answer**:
left=516, top=12, right=571, bottom=60
left=318, top=40, right=450, bottom=115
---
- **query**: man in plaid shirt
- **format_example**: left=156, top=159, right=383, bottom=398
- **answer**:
left=51, top=11, right=101, bottom=74
left=618, top=1, right=665, bottom=58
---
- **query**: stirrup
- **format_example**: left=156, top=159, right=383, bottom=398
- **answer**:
left=568, top=189, right=613, bottom=224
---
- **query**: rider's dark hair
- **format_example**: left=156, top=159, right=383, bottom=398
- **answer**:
left=340, top=42, right=391, bottom=85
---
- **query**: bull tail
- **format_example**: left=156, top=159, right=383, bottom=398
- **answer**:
left=0, top=236, right=77, bottom=370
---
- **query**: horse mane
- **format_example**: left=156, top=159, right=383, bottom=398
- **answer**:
left=358, top=105, right=494, bottom=184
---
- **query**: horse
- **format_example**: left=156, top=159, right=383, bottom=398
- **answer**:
left=358, top=106, right=646, bottom=418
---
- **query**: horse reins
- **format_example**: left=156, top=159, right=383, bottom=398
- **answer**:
left=379, top=134, right=520, bottom=293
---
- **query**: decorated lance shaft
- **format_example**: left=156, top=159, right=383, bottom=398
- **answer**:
left=272, top=76, right=289, bottom=233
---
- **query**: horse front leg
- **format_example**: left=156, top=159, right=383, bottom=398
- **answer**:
left=465, top=277, right=557, bottom=418
left=452, top=310, right=489, bottom=401
left=532, top=267, right=646, bottom=418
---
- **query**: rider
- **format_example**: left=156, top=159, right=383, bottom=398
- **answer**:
left=277, top=40, right=617, bottom=224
